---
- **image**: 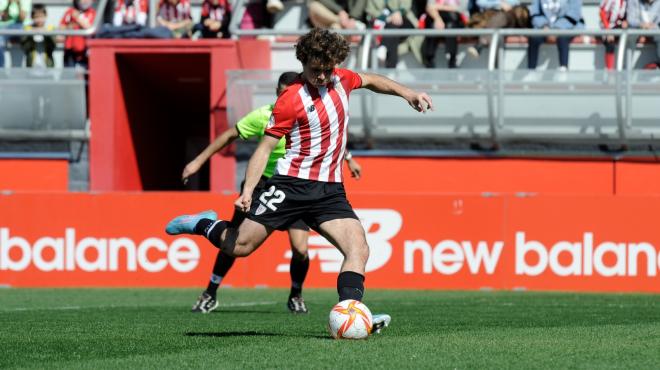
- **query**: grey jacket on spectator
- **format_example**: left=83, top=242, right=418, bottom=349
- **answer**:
left=627, top=0, right=660, bottom=28
left=316, top=0, right=367, bottom=20
left=365, top=0, right=417, bottom=25
left=365, top=0, right=422, bottom=63
left=530, top=0, right=584, bottom=29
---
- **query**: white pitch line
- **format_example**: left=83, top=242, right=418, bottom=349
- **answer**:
left=219, top=301, right=278, bottom=308
left=0, top=301, right=278, bottom=312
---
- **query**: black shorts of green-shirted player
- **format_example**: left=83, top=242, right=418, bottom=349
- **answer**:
left=166, top=28, right=433, bottom=334
left=179, top=71, right=363, bottom=314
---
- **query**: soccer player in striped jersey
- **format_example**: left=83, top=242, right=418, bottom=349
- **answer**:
left=166, top=28, right=433, bottom=334
left=183, top=71, right=362, bottom=314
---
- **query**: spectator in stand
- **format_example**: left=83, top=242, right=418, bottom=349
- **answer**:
left=627, top=0, right=660, bottom=67
left=197, top=0, right=231, bottom=38
left=421, top=0, right=465, bottom=68
left=527, top=0, right=584, bottom=70
left=1, top=0, right=31, bottom=67
left=113, top=0, right=148, bottom=26
left=157, top=0, right=193, bottom=38
left=366, top=0, right=418, bottom=68
left=238, top=0, right=278, bottom=31
left=21, top=3, right=54, bottom=67
left=60, top=0, right=96, bottom=68
left=308, top=0, right=367, bottom=29
left=599, top=0, right=627, bottom=70
left=97, top=0, right=174, bottom=38
left=466, top=0, right=530, bottom=58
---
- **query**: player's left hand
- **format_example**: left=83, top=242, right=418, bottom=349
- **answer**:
left=348, top=159, right=362, bottom=179
left=407, top=91, right=434, bottom=113
left=235, top=192, right=252, bottom=212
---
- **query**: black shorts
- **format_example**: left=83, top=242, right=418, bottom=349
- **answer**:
left=231, top=176, right=310, bottom=231
left=247, top=175, right=359, bottom=231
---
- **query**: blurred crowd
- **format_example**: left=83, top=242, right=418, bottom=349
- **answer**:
left=0, top=0, right=659, bottom=68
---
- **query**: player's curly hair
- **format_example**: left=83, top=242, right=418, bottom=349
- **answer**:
left=295, top=28, right=350, bottom=66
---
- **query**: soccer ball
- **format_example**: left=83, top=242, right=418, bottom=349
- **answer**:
left=328, top=299, right=373, bottom=339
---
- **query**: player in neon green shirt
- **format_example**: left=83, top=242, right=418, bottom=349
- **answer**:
left=182, top=71, right=362, bottom=314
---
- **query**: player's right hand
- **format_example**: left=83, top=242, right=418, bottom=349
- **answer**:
left=234, top=193, right=252, bottom=212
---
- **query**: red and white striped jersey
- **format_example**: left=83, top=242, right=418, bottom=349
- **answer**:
left=157, top=0, right=192, bottom=22
left=265, top=68, right=362, bottom=183
left=600, top=0, right=626, bottom=28
left=114, top=0, right=149, bottom=26
left=201, top=0, right=231, bottom=22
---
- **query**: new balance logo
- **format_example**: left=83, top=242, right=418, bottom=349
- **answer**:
left=276, top=209, right=402, bottom=273
left=307, top=105, right=315, bottom=113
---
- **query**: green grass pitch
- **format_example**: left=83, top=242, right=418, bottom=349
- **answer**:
left=1, top=288, right=659, bottom=368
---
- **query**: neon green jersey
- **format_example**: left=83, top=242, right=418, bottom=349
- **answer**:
left=235, top=104, right=286, bottom=178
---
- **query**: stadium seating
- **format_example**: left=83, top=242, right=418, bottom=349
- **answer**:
left=0, top=68, right=87, bottom=140
left=227, top=67, right=660, bottom=149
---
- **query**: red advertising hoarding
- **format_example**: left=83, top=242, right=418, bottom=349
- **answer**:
left=1, top=192, right=659, bottom=292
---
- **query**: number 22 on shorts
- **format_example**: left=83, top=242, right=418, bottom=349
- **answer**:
left=259, top=185, right=285, bottom=211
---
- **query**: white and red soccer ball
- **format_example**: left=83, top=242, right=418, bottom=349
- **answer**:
left=328, top=299, right=373, bottom=339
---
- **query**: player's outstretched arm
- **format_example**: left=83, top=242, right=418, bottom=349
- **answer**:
left=358, top=72, right=434, bottom=113
left=182, top=127, right=240, bottom=184
left=236, top=135, right=280, bottom=212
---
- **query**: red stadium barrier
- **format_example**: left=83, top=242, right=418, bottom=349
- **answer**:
left=0, top=159, right=68, bottom=192
left=1, top=192, right=659, bottom=292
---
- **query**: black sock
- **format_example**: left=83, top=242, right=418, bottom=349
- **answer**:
left=194, top=219, right=229, bottom=248
left=289, top=256, right=309, bottom=298
left=337, top=271, right=365, bottom=302
left=205, top=251, right=236, bottom=298
left=194, top=218, right=214, bottom=235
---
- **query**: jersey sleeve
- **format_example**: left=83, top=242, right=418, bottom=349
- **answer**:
left=184, top=0, right=192, bottom=19
left=336, top=68, right=363, bottom=93
left=264, top=90, right=297, bottom=139
left=235, top=105, right=270, bottom=140
left=60, top=8, right=72, bottom=26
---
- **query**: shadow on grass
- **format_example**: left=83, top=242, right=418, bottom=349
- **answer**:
left=185, top=331, right=331, bottom=340
left=186, top=331, right=282, bottom=338
left=210, top=310, right=283, bottom=314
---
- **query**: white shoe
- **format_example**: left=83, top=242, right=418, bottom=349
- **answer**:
left=266, top=0, right=284, bottom=13
left=521, top=70, right=538, bottom=83
left=376, top=45, right=387, bottom=63
left=556, top=66, right=568, bottom=82
left=466, top=46, right=480, bottom=59
left=371, top=313, right=391, bottom=334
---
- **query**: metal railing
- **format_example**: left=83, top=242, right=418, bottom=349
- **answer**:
left=227, top=8, right=660, bottom=148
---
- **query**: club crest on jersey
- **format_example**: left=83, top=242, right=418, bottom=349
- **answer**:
left=307, top=105, right=315, bottom=113
left=255, top=203, right=267, bottom=216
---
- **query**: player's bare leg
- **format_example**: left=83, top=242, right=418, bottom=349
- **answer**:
left=317, top=217, right=390, bottom=333
left=287, top=228, right=310, bottom=313
left=317, top=218, right=369, bottom=276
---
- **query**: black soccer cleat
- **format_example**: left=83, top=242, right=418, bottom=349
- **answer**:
left=287, top=296, right=309, bottom=314
left=191, top=291, right=219, bottom=314
left=371, top=313, right=391, bottom=334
